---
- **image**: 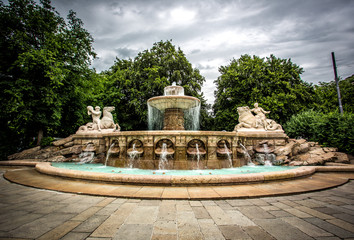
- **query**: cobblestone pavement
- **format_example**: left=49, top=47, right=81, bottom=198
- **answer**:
left=1, top=168, right=354, bottom=240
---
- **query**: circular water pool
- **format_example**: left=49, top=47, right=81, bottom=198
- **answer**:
left=52, top=163, right=298, bottom=176
left=36, top=162, right=315, bottom=186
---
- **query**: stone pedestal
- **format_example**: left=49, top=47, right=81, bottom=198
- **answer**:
left=163, top=108, right=185, bottom=130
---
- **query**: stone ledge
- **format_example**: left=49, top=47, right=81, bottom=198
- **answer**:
left=4, top=168, right=353, bottom=199
left=0, top=160, right=39, bottom=166
left=315, top=165, right=354, bottom=172
left=35, top=162, right=315, bottom=186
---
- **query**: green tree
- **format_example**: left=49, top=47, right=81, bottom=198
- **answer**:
left=0, top=0, right=97, bottom=158
left=212, top=54, right=316, bottom=131
left=314, top=74, right=354, bottom=113
left=100, top=40, right=208, bottom=130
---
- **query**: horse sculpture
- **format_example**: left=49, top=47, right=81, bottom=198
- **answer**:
left=234, top=106, right=282, bottom=131
left=234, top=106, right=260, bottom=130
left=77, top=106, right=120, bottom=133
left=100, top=106, right=121, bottom=131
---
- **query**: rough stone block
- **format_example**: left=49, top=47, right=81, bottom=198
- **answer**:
left=8, top=146, right=41, bottom=160
left=295, top=138, right=307, bottom=144
left=289, top=161, right=305, bottom=166
left=59, top=145, right=83, bottom=156
left=274, top=141, right=296, bottom=156
left=274, top=139, right=286, bottom=146
left=298, top=142, right=310, bottom=154
left=306, top=156, right=325, bottom=165
left=46, top=155, right=66, bottom=162
left=334, top=152, right=350, bottom=163
left=321, top=152, right=336, bottom=163
left=308, top=148, right=325, bottom=155
left=63, top=141, right=74, bottom=148
left=323, top=147, right=338, bottom=152
left=52, top=135, right=74, bottom=146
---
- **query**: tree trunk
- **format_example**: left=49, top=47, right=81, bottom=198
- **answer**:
left=36, top=129, right=43, bottom=146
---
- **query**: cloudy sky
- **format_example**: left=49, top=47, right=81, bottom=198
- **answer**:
left=51, top=0, right=354, bottom=104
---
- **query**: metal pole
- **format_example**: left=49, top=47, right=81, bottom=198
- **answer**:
left=331, top=52, right=344, bottom=114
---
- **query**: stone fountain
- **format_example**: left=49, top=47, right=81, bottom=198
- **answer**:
left=6, top=84, right=352, bottom=188
left=69, top=84, right=289, bottom=170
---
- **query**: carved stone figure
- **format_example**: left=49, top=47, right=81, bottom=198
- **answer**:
left=101, top=106, right=121, bottom=131
left=76, top=106, right=121, bottom=133
left=88, top=106, right=102, bottom=131
left=234, top=104, right=283, bottom=131
left=234, top=106, right=260, bottom=129
left=251, top=103, right=270, bottom=130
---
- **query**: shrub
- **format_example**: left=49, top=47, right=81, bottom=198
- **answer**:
left=284, top=110, right=354, bottom=154
left=40, top=137, right=55, bottom=147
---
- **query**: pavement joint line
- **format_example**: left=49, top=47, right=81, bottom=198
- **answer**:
left=37, top=220, right=81, bottom=240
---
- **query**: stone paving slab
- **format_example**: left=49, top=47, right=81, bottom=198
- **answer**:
left=1, top=167, right=354, bottom=239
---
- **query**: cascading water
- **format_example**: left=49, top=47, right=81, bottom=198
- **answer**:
left=184, top=103, right=201, bottom=130
left=104, top=142, right=115, bottom=166
left=263, top=144, right=273, bottom=166
left=224, top=143, right=232, bottom=168
left=148, top=104, right=163, bottom=130
left=164, top=82, right=184, bottom=96
left=127, top=143, right=139, bottom=168
left=239, top=142, right=255, bottom=166
left=78, top=143, right=95, bottom=163
left=147, top=84, right=200, bottom=130
left=158, top=143, right=168, bottom=170
left=195, top=143, right=201, bottom=169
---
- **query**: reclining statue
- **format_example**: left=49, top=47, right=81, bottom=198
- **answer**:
left=76, top=106, right=121, bottom=133
left=233, top=103, right=282, bottom=131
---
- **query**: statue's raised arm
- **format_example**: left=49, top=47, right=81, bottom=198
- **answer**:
left=87, top=106, right=102, bottom=131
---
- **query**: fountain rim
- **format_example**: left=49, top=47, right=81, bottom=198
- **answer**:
left=147, top=95, right=200, bottom=110
left=35, top=162, right=316, bottom=186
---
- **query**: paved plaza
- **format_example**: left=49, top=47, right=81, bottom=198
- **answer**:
left=1, top=168, right=354, bottom=240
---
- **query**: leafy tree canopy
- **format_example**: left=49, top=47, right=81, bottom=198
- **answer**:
left=98, top=40, right=208, bottom=130
left=314, top=74, right=354, bottom=113
left=212, top=54, right=316, bottom=131
left=0, top=0, right=98, bottom=157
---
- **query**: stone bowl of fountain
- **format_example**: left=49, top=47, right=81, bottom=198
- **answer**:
left=147, top=85, right=200, bottom=130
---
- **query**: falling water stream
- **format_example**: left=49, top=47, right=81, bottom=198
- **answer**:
left=127, top=143, right=140, bottom=168
left=263, top=144, right=273, bottom=166
left=78, top=143, right=95, bottom=163
left=224, top=143, right=232, bottom=168
left=195, top=144, right=201, bottom=169
left=158, top=143, right=168, bottom=170
left=104, top=142, right=115, bottom=166
left=239, top=142, right=255, bottom=166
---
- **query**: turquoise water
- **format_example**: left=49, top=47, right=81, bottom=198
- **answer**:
left=52, top=163, right=298, bottom=176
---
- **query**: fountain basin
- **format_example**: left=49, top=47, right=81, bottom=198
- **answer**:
left=36, top=162, right=315, bottom=186
left=74, top=130, right=289, bottom=170
left=147, top=95, right=200, bottom=110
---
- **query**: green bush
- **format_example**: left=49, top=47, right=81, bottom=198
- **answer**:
left=40, top=137, right=55, bottom=147
left=284, top=110, right=354, bottom=154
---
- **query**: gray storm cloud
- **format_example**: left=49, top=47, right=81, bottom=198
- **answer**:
left=52, top=0, right=354, bottom=104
